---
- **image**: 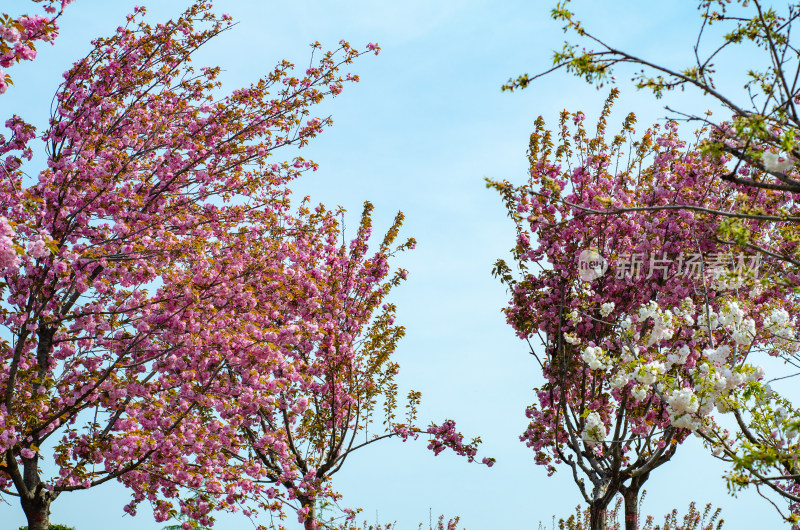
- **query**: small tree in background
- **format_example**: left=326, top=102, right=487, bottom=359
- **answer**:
left=539, top=493, right=724, bottom=530
left=207, top=202, right=492, bottom=530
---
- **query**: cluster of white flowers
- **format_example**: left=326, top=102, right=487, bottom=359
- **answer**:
left=764, top=308, right=790, bottom=330
left=672, top=298, right=696, bottom=326
left=589, top=296, right=794, bottom=442
left=779, top=405, right=800, bottom=441
left=660, top=360, right=764, bottom=430
left=631, top=384, right=649, bottom=402
left=704, top=345, right=731, bottom=368
left=610, top=372, right=629, bottom=389
left=696, top=309, right=719, bottom=333
left=668, top=387, right=699, bottom=415
left=600, top=302, right=615, bottom=317
left=716, top=366, right=746, bottom=391
left=581, top=412, right=607, bottom=446
left=717, top=302, right=756, bottom=346
left=638, top=301, right=660, bottom=321
left=786, top=425, right=799, bottom=440
left=637, top=304, right=676, bottom=347
left=732, top=318, right=756, bottom=346
left=671, top=413, right=701, bottom=431
left=564, top=332, right=580, bottom=345
left=764, top=308, right=797, bottom=346
left=766, top=404, right=800, bottom=440
left=633, top=361, right=665, bottom=386
left=666, top=344, right=691, bottom=366
left=718, top=302, right=743, bottom=328
left=762, top=151, right=795, bottom=173
left=695, top=303, right=756, bottom=346
left=581, top=345, right=611, bottom=371
left=749, top=283, right=763, bottom=299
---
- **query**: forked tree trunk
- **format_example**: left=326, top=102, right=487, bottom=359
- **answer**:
left=589, top=499, right=608, bottom=530
left=20, top=484, right=53, bottom=530
left=588, top=478, right=618, bottom=530
left=16, top=450, right=56, bottom=530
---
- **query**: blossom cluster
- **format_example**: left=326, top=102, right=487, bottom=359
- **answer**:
left=426, top=420, right=495, bottom=467
left=0, top=215, right=18, bottom=269
left=0, top=1, right=74, bottom=93
left=581, top=412, right=607, bottom=446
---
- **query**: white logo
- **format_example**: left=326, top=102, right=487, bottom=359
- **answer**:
left=578, top=250, right=607, bottom=281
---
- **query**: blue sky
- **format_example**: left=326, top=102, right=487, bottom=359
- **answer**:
left=0, top=1, right=789, bottom=528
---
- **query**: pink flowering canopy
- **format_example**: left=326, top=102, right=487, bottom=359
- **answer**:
left=194, top=202, right=493, bottom=530
left=208, top=203, right=489, bottom=529
left=0, top=2, right=383, bottom=528
left=0, top=3, right=492, bottom=529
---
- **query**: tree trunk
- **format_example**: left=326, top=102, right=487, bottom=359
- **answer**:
left=15, top=451, right=58, bottom=530
left=623, top=487, right=638, bottom=530
left=589, top=499, right=607, bottom=530
left=300, top=496, right=317, bottom=530
left=20, top=485, right=53, bottom=530
left=620, top=472, right=648, bottom=530
left=589, top=478, right=617, bottom=530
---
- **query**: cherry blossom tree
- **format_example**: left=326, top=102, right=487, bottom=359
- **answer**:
left=1, top=0, right=73, bottom=94
left=490, top=91, right=796, bottom=529
left=506, top=2, right=800, bottom=511
left=504, top=1, right=800, bottom=302
left=184, top=202, right=492, bottom=530
left=0, top=4, right=491, bottom=529
left=0, top=3, right=383, bottom=528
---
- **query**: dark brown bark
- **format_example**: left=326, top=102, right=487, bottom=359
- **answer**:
left=589, top=500, right=607, bottom=530
left=11, top=450, right=59, bottom=530
left=620, top=472, right=647, bottom=530
left=623, top=487, right=638, bottom=530
left=588, top=476, right=619, bottom=530
left=20, top=484, right=53, bottom=530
